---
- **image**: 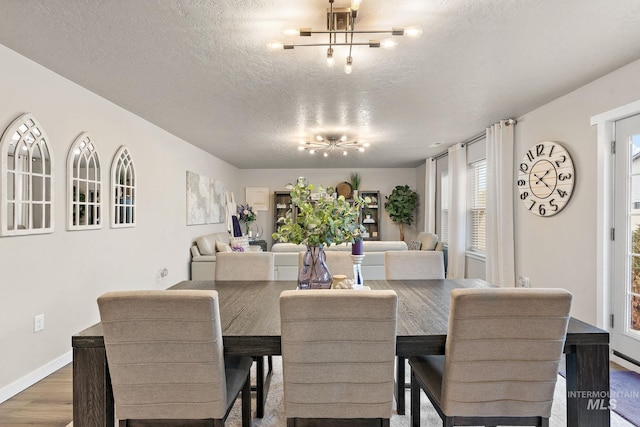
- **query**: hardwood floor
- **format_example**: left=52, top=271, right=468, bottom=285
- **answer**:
left=0, top=364, right=72, bottom=427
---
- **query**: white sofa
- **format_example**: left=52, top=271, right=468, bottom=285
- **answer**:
left=191, top=232, right=443, bottom=281
left=271, top=241, right=408, bottom=280
left=190, top=232, right=262, bottom=280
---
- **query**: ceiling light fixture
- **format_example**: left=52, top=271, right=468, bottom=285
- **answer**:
left=267, top=0, right=422, bottom=74
left=297, top=135, right=369, bottom=156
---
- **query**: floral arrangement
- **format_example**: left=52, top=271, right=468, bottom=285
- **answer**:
left=272, top=177, right=365, bottom=247
left=237, top=204, right=257, bottom=223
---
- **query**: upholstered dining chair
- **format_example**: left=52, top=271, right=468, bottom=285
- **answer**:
left=215, top=251, right=275, bottom=281
left=384, top=250, right=445, bottom=280
left=97, top=290, right=252, bottom=427
left=409, top=288, right=573, bottom=427
left=214, top=250, right=275, bottom=418
left=384, top=249, right=445, bottom=414
left=280, top=289, right=398, bottom=427
left=297, top=250, right=354, bottom=278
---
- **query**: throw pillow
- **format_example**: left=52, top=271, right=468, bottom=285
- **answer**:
left=196, top=236, right=214, bottom=255
left=215, top=240, right=232, bottom=253
left=229, top=235, right=251, bottom=252
left=408, top=240, right=422, bottom=251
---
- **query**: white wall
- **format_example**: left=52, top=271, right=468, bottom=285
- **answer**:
left=0, top=44, right=240, bottom=399
left=515, top=58, right=640, bottom=324
left=237, top=168, right=418, bottom=247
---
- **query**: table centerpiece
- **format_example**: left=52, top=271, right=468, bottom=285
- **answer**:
left=272, top=177, right=365, bottom=289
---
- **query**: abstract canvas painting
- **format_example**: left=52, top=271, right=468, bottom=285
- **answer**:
left=186, top=171, right=226, bottom=225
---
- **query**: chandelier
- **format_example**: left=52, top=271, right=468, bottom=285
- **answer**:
left=267, top=0, right=422, bottom=74
left=298, top=135, right=369, bottom=157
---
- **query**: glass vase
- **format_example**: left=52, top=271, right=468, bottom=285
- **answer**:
left=298, top=245, right=332, bottom=289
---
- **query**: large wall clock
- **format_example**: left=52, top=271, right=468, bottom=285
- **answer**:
left=517, top=141, right=575, bottom=217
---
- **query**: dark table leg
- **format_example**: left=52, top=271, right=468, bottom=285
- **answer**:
left=73, top=347, right=114, bottom=427
left=255, top=356, right=273, bottom=419
left=395, top=356, right=406, bottom=415
left=565, top=344, right=610, bottom=427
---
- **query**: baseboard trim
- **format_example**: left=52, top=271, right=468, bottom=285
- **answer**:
left=611, top=353, right=640, bottom=374
left=0, top=350, right=72, bottom=404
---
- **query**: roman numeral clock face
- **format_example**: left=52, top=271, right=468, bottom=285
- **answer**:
left=517, top=141, right=575, bottom=217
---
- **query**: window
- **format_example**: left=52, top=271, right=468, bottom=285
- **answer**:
left=111, top=146, right=136, bottom=228
left=440, top=173, right=448, bottom=244
left=468, top=159, right=486, bottom=253
left=0, top=113, right=54, bottom=236
left=67, top=133, right=102, bottom=230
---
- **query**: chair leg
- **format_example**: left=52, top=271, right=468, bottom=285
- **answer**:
left=410, top=369, right=420, bottom=427
left=541, top=418, right=550, bottom=427
left=287, top=418, right=296, bottom=427
left=241, top=371, right=251, bottom=427
left=395, top=356, right=406, bottom=415
left=119, top=421, right=127, bottom=427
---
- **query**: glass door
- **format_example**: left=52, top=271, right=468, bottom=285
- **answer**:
left=613, top=113, right=640, bottom=364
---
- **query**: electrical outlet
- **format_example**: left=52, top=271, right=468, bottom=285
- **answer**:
left=157, top=268, right=169, bottom=281
left=523, top=277, right=530, bottom=288
left=34, top=314, right=44, bottom=333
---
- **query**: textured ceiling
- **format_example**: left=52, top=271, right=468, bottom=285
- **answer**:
left=1, top=0, right=640, bottom=169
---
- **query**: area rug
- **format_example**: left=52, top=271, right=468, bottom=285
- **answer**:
left=224, top=357, right=638, bottom=427
left=610, top=371, right=640, bottom=426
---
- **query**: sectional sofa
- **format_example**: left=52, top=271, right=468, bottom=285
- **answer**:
left=190, top=231, right=443, bottom=281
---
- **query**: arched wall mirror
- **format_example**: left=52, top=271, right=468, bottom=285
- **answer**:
left=0, top=113, right=54, bottom=236
left=110, top=146, right=136, bottom=228
left=67, top=132, right=102, bottom=230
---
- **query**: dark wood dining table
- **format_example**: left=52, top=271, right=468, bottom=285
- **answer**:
left=72, top=279, right=610, bottom=427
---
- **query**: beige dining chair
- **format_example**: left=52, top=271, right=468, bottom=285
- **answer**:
left=384, top=250, right=445, bottom=280
left=298, top=250, right=354, bottom=278
left=384, top=249, right=445, bottom=414
left=280, top=289, right=398, bottom=427
left=214, top=250, right=275, bottom=418
left=215, top=251, right=275, bottom=281
left=97, top=290, right=252, bottom=427
left=409, top=288, right=572, bottom=427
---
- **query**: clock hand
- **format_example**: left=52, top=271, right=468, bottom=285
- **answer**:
left=533, top=171, right=552, bottom=189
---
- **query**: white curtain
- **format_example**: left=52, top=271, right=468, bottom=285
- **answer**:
left=424, top=157, right=436, bottom=233
left=225, top=191, right=236, bottom=234
left=447, top=143, right=467, bottom=278
left=486, top=120, right=516, bottom=287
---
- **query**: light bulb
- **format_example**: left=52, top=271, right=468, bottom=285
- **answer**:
left=345, top=56, right=353, bottom=74
left=326, top=47, right=335, bottom=67
left=340, top=135, right=347, bottom=141
left=282, top=28, right=299, bottom=36
left=323, top=152, right=329, bottom=157
left=405, top=26, right=423, bottom=38
left=358, top=147, right=365, bottom=152
left=309, top=149, right=316, bottom=154
left=316, top=135, right=324, bottom=141
left=363, top=142, right=370, bottom=147
left=266, top=41, right=284, bottom=51
left=381, top=38, right=398, bottom=49
left=342, top=151, right=348, bottom=156
left=351, top=0, right=362, bottom=11
left=298, top=146, right=305, bottom=151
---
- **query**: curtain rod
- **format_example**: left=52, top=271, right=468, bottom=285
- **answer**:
left=432, top=118, right=517, bottom=161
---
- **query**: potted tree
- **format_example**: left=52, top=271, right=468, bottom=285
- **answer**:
left=350, top=172, right=361, bottom=198
left=384, top=185, right=418, bottom=241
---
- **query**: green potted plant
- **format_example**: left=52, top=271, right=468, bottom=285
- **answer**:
left=273, top=177, right=365, bottom=289
left=384, top=184, right=418, bottom=241
left=350, top=172, right=361, bottom=198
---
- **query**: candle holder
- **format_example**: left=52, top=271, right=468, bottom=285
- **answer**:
left=350, top=254, right=365, bottom=286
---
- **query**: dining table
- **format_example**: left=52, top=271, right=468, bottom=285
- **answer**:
left=72, top=278, right=610, bottom=427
